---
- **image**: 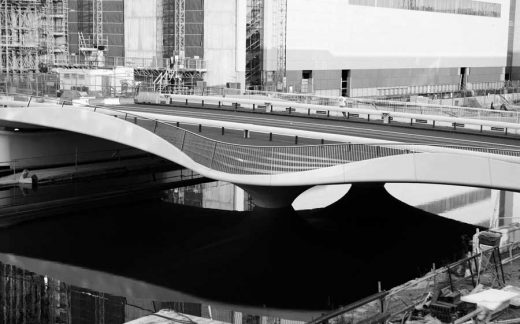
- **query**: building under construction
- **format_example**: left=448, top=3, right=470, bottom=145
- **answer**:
left=68, top=0, right=124, bottom=59
left=0, top=0, right=288, bottom=92
left=0, top=0, right=68, bottom=73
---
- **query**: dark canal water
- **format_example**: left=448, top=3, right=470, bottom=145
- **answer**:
left=0, top=182, right=479, bottom=323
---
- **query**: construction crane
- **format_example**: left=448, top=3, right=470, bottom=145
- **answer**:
left=155, top=0, right=186, bottom=93
left=78, top=0, right=107, bottom=65
left=174, top=0, right=185, bottom=60
left=93, top=0, right=104, bottom=50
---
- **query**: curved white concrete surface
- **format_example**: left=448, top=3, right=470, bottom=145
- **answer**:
left=1, top=107, right=520, bottom=207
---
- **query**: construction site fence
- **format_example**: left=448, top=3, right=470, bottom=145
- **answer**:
left=0, top=75, right=139, bottom=99
left=354, top=80, right=520, bottom=100
left=313, top=242, right=520, bottom=324
left=48, top=56, right=207, bottom=71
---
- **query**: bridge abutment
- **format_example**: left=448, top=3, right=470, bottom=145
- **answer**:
left=239, top=185, right=310, bottom=209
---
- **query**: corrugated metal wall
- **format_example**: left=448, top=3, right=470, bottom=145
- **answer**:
left=162, top=0, right=204, bottom=59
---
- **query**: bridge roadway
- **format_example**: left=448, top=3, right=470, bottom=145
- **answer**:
left=110, top=102, right=520, bottom=151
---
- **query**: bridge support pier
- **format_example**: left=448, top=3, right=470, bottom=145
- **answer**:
left=490, top=190, right=516, bottom=227
left=239, top=185, right=310, bottom=209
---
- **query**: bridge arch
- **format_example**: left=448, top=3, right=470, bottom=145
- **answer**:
left=1, top=107, right=520, bottom=208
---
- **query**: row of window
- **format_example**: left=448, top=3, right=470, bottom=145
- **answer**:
left=349, top=0, right=501, bottom=18
left=63, top=74, right=85, bottom=80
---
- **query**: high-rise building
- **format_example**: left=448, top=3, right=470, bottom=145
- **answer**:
left=68, top=0, right=125, bottom=58
left=272, top=0, right=510, bottom=96
left=0, top=0, right=69, bottom=73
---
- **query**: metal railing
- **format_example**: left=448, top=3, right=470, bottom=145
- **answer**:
left=48, top=55, right=207, bottom=71
left=161, top=88, right=520, bottom=125
left=316, top=240, right=520, bottom=324
left=348, top=98, right=520, bottom=124
left=240, top=90, right=520, bottom=124
left=4, top=93, right=520, bottom=177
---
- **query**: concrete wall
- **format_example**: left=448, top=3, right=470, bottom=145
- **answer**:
left=124, top=0, right=162, bottom=60
left=204, top=0, right=246, bottom=88
left=201, top=181, right=246, bottom=211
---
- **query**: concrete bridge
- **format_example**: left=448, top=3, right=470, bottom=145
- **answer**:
left=1, top=104, right=520, bottom=208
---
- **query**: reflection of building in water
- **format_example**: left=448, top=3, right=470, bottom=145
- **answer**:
left=0, top=261, right=305, bottom=324
left=164, top=182, right=253, bottom=211
left=0, top=263, right=125, bottom=324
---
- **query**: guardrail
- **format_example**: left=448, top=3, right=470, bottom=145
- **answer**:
left=209, top=91, right=520, bottom=124
left=139, top=92, right=520, bottom=136
left=164, top=89, right=520, bottom=124
left=4, top=93, right=520, bottom=176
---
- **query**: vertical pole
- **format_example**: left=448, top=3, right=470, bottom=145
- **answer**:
left=210, top=142, right=217, bottom=168
left=5, top=0, right=9, bottom=75
left=467, top=259, right=476, bottom=287
left=447, top=266, right=454, bottom=291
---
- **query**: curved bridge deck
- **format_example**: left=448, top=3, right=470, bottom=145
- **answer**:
left=114, top=111, right=520, bottom=175
left=3, top=95, right=520, bottom=207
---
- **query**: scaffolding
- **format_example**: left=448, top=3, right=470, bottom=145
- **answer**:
left=0, top=0, right=68, bottom=73
left=273, top=0, right=287, bottom=91
left=174, top=0, right=185, bottom=60
left=94, top=0, right=103, bottom=49
left=153, top=0, right=206, bottom=93
left=42, top=0, right=69, bottom=66
left=246, top=0, right=264, bottom=89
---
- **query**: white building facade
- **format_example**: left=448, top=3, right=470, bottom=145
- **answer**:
left=274, top=0, right=510, bottom=97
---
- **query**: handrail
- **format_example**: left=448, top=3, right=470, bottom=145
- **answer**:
left=4, top=93, right=520, bottom=176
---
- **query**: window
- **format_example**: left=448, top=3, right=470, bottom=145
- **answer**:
left=349, top=0, right=501, bottom=18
